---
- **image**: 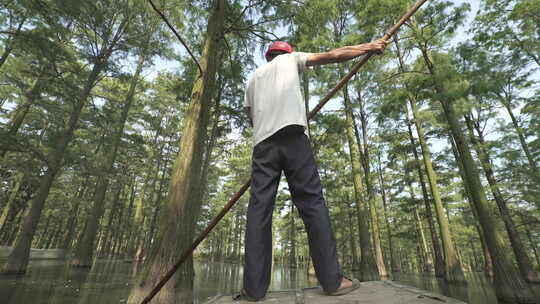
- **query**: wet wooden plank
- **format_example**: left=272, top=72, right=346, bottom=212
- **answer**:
left=205, top=280, right=466, bottom=304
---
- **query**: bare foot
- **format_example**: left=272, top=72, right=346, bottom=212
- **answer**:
left=327, top=277, right=360, bottom=296
left=337, top=277, right=353, bottom=290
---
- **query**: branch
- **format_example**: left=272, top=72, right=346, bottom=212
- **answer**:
left=247, top=29, right=280, bottom=41
left=227, top=15, right=292, bottom=34
left=230, top=0, right=266, bottom=27
left=146, top=0, right=203, bottom=76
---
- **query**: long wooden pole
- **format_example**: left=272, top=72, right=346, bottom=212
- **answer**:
left=140, top=1, right=428, bottom=302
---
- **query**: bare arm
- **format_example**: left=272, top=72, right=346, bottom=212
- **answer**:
left=306, top=39, right=387, bottom=66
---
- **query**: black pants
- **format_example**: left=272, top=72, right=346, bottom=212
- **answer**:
left=243, top=125, right=342, bottom=300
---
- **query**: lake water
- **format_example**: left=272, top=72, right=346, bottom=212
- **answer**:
left=0, top=259, right=538, bottom=303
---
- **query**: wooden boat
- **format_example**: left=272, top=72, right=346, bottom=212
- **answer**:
left=204, top=280, right=466, bottom=304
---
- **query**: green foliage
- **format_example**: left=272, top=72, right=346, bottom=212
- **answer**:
left=0, top=1, right=538, bottom=300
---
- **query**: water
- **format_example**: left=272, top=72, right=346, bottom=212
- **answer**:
left=0, top=259, right=319, bottom=304
left=391, top=272, right=497, bottom=303
left=0, top=259, right=538, bottom=303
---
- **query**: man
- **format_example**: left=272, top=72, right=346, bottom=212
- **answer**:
left=239, top=39, right=387, bottom=301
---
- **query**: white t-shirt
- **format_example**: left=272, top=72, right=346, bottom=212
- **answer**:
left=244, top=52, right=311, bottom=145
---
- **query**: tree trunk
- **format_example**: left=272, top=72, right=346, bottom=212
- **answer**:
left=101, top=184, right=124, bottom=257
left=405, top=166, right=432, bottom=273
left=464, top=114, right=539, bottom=283
left=36, top=214, right=52, bottom=248
left=1, top=58, right=105, bottom=274
left=405, top=113, right=444, bottom=277
left=343, top=84, right=379, bottom=281
left=497, top=95, right=540, bottom=206
left=519, top=213, right=540, bottom=269
left=71, top=50, right=146, bottom=267
left=289, top=204, right=297, bottom=268
left=142, top=143, right=172, bottom=255
left=0, top=171, right=24, bottom=231
left=60, top=181, right=88, bottom=250
left=122, top=180, right=138, bottom=259
left=127, top=1, right=225, bottom=302
left=356, top=94, right=388, bottom=278
left=407, top=102, right=463, bottom=281
left=110, top=187, right=128, bottom=258
left=0, top=65, right=47, bottom=158
left=420, top=48, right=535, bottom=302
left=191, top=73, right=223, bottom=241
left=0, top=17, right=25, bottom=71
left=376, top=150, right=399, bottom=274
left=407, top=95, right=464, bottom=282
left=346, top=193, right=359, bottom=270
left=448, top=136, right=495, bottom=280
left=414, top=206, right=432, bottom=272
left=116, top=178, right=136, bottom=258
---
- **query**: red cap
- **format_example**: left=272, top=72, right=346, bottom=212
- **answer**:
left=265, top=41, right=293, bottom=60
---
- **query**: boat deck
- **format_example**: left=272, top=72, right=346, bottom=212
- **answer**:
left=204, top=280, right=466, bottom=304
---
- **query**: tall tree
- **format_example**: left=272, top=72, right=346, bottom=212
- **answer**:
left=1, top=0, right=133, bottom=275
left=343, top=83, right=380, bottom=281
left=127, top=0, right=225, bottom=302
left=71, top=11, right=158, bottom=267
left=353, top=85, right=388, bottom=278
left=412, top=1, right=536, bottom=298
left=393, top=34, right=463, bottom=282
left=464, top=112, right=539, bottom=283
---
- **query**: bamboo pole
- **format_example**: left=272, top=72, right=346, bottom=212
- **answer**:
left=140, top=0, right=429, bottom=302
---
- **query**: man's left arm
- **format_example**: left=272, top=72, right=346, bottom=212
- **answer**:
left=306, top=39, right=387, bottom=66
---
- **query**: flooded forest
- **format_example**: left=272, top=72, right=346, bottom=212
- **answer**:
left=0, top=0, right=539, bottom=303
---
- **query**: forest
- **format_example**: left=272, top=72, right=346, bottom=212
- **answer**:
left=0, top=0, right=539, bottom=303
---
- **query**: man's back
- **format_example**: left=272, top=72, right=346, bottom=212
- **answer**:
left=244, top=52, right=310, bottom=145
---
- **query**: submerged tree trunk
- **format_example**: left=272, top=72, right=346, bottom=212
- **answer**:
left=127, top=1, right=225, bottom=303
left=420, top=48, right=535, bottom=302
left=343, top=84, right=379, bottom=281
left=464, top=114, right=539, bottom=283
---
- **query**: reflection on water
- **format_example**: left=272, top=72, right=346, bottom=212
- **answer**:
left=0, top=259, right=538, bottom=304
left=392, top=272, right=540, bottom=304
left=195, top=261, right=318, bottom=302
left=391, top=272, right=495, bottom=304
left=0, top=259, right=134, bottom=304
left=0, top=259, right=317, bottom=304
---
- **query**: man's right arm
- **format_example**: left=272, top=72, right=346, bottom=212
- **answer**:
left=306, top=39, right=387, bottom=66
